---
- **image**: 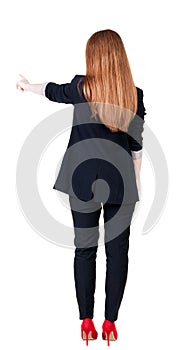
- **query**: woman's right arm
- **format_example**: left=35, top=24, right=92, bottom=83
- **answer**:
left=127, top=88, right=146, bottom=193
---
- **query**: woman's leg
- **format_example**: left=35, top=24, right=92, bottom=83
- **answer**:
left=103, top=202, right=136, bottom=322
left=69, top=195, right=102, bottom=320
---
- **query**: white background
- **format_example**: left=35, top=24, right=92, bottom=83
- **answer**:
left=1, top=0, right=185, bottom=349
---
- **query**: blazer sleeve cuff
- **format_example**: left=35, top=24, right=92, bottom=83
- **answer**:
left=41, top=82, right=49, bottom=96
left=131, top=149, right=143, bottom=159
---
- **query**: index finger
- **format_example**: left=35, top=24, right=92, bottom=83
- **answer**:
left=19, top=74, right=27, bottom=80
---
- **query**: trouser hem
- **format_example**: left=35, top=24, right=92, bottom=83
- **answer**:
left=80, top=315, right=93, bottom=320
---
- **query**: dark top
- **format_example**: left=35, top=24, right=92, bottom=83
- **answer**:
left=45, top=75, right=146, bottom=204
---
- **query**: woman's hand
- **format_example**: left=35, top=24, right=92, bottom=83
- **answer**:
left=16, top=74, right=30, bottom=92
left=16, top=75, right=45, bottom=95
left=132, top=156, right=142, bottom=195
left=135, top=173, right=141, bottom=193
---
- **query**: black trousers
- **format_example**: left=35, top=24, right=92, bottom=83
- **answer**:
left=69, top=195, right=136, bottom=322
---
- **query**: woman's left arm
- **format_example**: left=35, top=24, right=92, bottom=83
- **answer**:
left=16, top=74, right=79, bottom=104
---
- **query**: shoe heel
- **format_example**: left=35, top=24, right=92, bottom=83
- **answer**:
left=85, top=331, right=89, bottom=346
left=104, top=331, right=111, bottom=346
left=107, top=331, right=110, bottom=346
left=82, top=330, right=89, bottom=346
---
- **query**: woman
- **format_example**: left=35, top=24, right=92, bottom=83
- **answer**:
left=16, top=29, right=146, bottom=346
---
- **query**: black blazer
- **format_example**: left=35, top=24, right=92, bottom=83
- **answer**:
left=45, top=75, right=146, bottom=204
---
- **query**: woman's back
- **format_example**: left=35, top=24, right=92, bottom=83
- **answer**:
left=44, top=74, right=146, bottom=204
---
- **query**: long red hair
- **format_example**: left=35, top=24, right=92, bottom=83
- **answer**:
left=78, top=29, right=138, bottom=132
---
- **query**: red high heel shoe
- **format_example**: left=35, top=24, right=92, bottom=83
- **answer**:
left=81, top=318, right=98, bottom=346
left=102, top=319, right=118, bottom=346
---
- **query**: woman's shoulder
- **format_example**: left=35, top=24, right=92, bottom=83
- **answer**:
left=135, top=86, right=146, bottom=118
left=70, top=74, right=86, bottom=103
left=72, top=74, right=86, bottom=83
left=136, top=86, right=144, bottom=98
